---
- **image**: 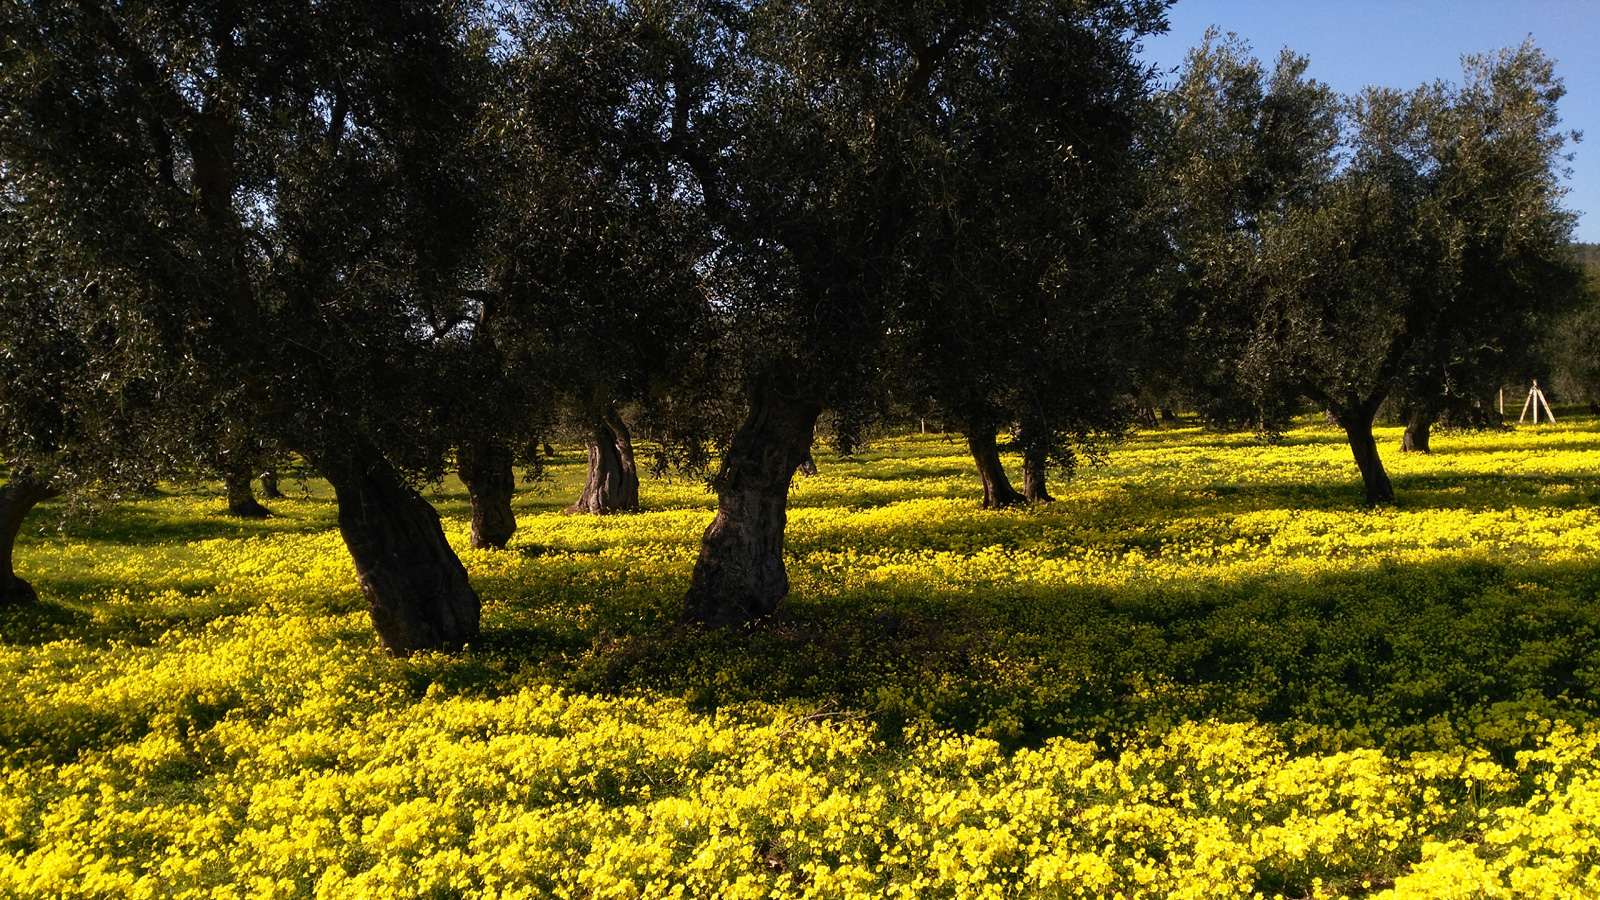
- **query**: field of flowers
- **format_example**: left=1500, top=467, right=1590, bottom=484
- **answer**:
left=2, top=417, right=1599, bottom=899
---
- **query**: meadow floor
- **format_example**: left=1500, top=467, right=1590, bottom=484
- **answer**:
left=2, top=418, right=1599, bottom=898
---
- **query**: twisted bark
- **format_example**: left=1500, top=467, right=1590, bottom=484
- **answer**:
left=1341, top=413, right=1395, bottom=504
left=967, top=429, right=1024, bottom=509
left=683, top=386, right=822, bottom=628
left=565, top=409, right=639, bottom=515
left=1022, top=454, right=1053, bottom=503
left=1400, top=410, right=1433, bottom=454
left=458, top=440, right=517, bottom=549
left=224, top=466, right=270, bottom=518
left=1019, top=416, right=1054, bottom=503
left=318, top=444, right=480, bottom=654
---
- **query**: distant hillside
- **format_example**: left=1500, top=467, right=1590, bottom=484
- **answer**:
left=1574, top=242, right=1600, bottom=275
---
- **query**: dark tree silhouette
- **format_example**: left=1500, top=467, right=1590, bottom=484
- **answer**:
left=658, top=0, right=1168, bottom=623
left=1, top=0, right=493, bottom=652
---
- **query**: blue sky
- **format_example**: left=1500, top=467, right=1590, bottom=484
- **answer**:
left=1137, top=0, right=1600, bottom=242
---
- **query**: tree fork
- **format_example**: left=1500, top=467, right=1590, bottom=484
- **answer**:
left=319, top=445, right=480, bottom=654
left=458, top=440, right=518, bottom=549
left=683, top=386, right=822, bottom=628
left=1, top=474, right=60, bottom=605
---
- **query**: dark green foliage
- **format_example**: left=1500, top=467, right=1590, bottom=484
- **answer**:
left=1158, top=36, right=1584, bottom=502
left=1, top=0, right=490, bottom=480
left=478, top=2, right=719, bottom=460
left=885, top=0, right=1166, bottom=490
left=1572, top=242, right=1600, bottom=274
left=1546, top=249, right=1600, bottom=402
left=1385, top=45, right=1588, bottom=425
left=1151, top=30, right=1339, bottom=435
left=1, top=0, right=499, bottom=649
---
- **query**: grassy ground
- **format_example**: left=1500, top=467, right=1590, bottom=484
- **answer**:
left=2, top=417, right=1598, bottom=898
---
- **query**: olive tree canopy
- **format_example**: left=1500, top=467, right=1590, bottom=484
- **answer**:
left=1, top=0, right=494, bottom=650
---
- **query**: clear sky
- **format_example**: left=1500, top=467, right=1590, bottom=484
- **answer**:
left=1137, top=0, right=1600, bottom=243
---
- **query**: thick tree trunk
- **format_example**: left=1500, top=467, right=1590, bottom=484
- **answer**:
left=1, top=475, right=60, bottom=605
left=564, top=410, right=639, bottom=515
left=1018, top=417, right=1054, bottom=503
left=968, top=430, right=1025, bottom=509
left=223, top=467, right=270, bottom=518
left=1341, top=414, right=1395, bottom=505
left=318, top=445, right=480, bottom=655
left=458, top=440, right=517, bottom=549
left=1022, top=453, right=1053, bottom=503
left=259, top=469, right=284, bottom=499
left=683, top=386, right=822, bottom=628
left=1400, top=411, right=1433, bottom=454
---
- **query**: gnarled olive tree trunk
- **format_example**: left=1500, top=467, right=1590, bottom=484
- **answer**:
left=259, top=468, right=284, bottom=499
left=457, top=440, right=517, bottom=549
left=1022, top=454, right=1053, bottom=503
left=1400, top=409, right=1433, bottom=454
left=1, top=474, right=60, bottom=605
left=565, top=409, right=638, bottom=515
left=1340, top=410, right=1395, bottom=504
left=683, top=386, right=822, bottom=628
left=318, top=445, right=480, bottom=654
left=967, top=429, right=1025, bottom=509
left=223, top=466, right=271, bottom=518
left=1018, top=416, right=1054, bottom=503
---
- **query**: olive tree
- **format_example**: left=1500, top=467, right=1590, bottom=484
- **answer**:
left=650, top=0, right=1168, bottom=625
left=891, top=1, right=1164, bottom=507
left=484, top=0, right=716, bottom=519
left=1153, top=31, right=1339, bottom=436
left=1, top=0, right=494, bottom=651
left=1271, top=45, right=1582, bottom=502
left=0, top=192, right=201, bottom=603
left=1163, top=36, right=1582, bottom=503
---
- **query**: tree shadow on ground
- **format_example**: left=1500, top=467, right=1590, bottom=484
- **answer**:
left=12, top=437, right=1599, bottom=761
left=833, top=462, right=979, bottom=483
left=0, top=577, right=308, bottom=647
left=0, top=596, right=101, bottom=646
left=24, top=498, right=337, bottom=546
left=391, top=453, right=1600, bottom=760
left=455, top=554, right=1598, bottom=760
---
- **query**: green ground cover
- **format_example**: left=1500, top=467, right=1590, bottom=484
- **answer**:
left=1, top=418, right=1598, bottom=898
